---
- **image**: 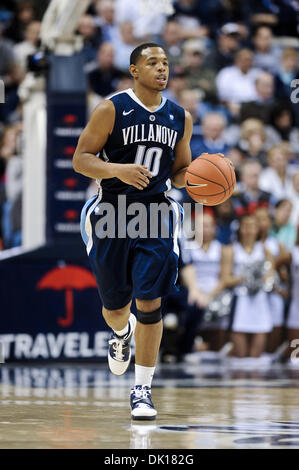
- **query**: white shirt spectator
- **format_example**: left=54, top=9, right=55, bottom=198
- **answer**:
left=216, top=65, right=260, bottom=103
left=259, top=165, right=294, bottom=200
left=114, top=0, right=167, bottom=39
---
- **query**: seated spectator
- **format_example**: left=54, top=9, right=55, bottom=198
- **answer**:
left=216, top=48, right=262, bottom=117
left=249, top=0, right=298, bottom=37
left=221, top=213, right=274, bottom=357
left=240, top=71, right=276, bottom=123
left=4, top=0, right=36, bottom=43
left=160, top=18, right=183, bottom=69
left=87, top=42, right=123, bottom=98
left=114, top=0, right=167, bottom=40
left=77, top=14, right=102, bottom=64
left=0, top=23, right=24, bottom=123
left=182, top=39, right=218, bottom=103
left=275, top=48, right=299, bottom=100
left=112, top=21, right=138, bottom=71
left=259, top=144, right=296, bottom=200
left=178, top=89, right=201, bottom=155
left=213, top=198, right=238, bottom=245
left=171, top=0, right=209, bottom=40
left=162, top=69, right=188, bottom=104
left=13, top=20, right=41, bottom=72
left=94, top=0, right=117, bottom=43
left=267, top=101, right=299, bottom=156
left=232, top=160, right=277, bottom=217
left=180, top=212, right=228, bottom=353
left=191, top=112, right=229, bottom=158
left=238, top=118, right=268, bottom=166
left=270, top=199, right=297, bottom=251
left=207, top=2, right=251, bottom=36
left=0, top=122, right=23, bottom=249
left=204, top=22, right=242, bottom=72
left=252, top=25, right=281, bottom=74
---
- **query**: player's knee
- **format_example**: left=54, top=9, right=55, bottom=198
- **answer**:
left=136, top=307, right=162, bottom=325
left=103, top=306, right=128, bottom=318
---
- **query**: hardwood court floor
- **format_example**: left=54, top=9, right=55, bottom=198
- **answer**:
left=1, top=361, right=299, bottom=449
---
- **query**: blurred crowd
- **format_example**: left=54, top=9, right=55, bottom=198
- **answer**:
left=0, top=0, right=299, bottom=360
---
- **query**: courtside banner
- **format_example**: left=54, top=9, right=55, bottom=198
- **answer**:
left=46, top=93, right=90, bottom=242
left=0, top=244, right=111, bottom=362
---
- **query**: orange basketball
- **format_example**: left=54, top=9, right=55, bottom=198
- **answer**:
left=185, top=153, right=236, bottom=206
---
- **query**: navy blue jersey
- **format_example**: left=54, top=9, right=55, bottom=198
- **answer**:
left=97, top=88, right=185, bottom=198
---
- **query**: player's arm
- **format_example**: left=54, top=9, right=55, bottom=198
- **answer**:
left=171, top=111, right=193, bottom=189
left=73, top=100, right=152, bottom=190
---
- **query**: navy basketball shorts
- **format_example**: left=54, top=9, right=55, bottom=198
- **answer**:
left=80, top=192, right=183, bottom=310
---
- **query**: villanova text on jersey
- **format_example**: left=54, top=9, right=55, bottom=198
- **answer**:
left=96, top=88, right=185, bottom=198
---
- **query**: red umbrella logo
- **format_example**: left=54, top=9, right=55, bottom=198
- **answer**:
left=37, top=266, right=97, bottom=327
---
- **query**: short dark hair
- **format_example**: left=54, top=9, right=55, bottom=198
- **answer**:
left=130, top=43, right=165, bottom=65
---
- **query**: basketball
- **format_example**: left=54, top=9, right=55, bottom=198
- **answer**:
left=185, top=153, right=236, bottom=206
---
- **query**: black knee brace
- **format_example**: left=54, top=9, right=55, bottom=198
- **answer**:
left=136, top=308, right=162, bottom=325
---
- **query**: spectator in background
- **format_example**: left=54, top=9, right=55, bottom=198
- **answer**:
left=87, top=42, right=122, bottom=98
left=191, top=112, right=229, bottom=158
left=249, top=0, right=298, bottom=37
left=13, top=20, right=41, bottom=72
left=114, top=0, right=167, bottom=40
left=94, top=0, right=117, bottom=42
left=180, top=212, right=227, bottom=353
left=232, top=160, right=277, bottom=217
left=287, top=171, right=299, bottom=226
left=270, top=199, right=297, bottom=251
left=216, top=49, right=261, bottom=117
left=162, top=69, right=188, bottom=104
left=240, top=71, right=276, bottom=123
left=178, top=89, right=201, bottom=151
left=4, top=0, right=36, bottom=43
left=204, top=22, right=242, bottom=73
left=221, top=213, right=274, bottom=358
left=77, top=14, right=102, bottom=64
left=160, top=19, right=183, bottom=69
left=182, top=39, right=218, bottom=103
left=112, top=21, right=138, bottom=71
left=171, top=0, right=209, bottom=40
left=252, top=25, right=281, bottom=74
left=259, top=144, right=295, bottom=200
left=275, top=48, right=299, bottom=100
left=267, top=102, right=299, bottom=156
left=214, top=198, right=237, bottom=244
left=255, top=206, right=287, bottom=353
left=0, top=23, right=24, bottom=123
left=238, top=118, right=268, bottom=166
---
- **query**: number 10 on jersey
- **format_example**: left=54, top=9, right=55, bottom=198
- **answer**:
left=134, top=145, right=163, bottom=177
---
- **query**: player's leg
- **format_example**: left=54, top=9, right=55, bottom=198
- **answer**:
left=130, top=297, right=162, bottom=421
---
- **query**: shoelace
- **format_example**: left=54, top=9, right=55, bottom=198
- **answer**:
left=109, top=338, right=125, bottom=360
left=134, top=387, right=150, bottom=400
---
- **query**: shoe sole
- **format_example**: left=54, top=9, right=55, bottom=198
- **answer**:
left=131, top=414, right=157, bottom=421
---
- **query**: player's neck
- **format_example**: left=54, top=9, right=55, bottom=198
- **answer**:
left=132, top=85, right=162, bottom=112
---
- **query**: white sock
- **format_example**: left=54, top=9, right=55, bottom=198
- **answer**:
left=135, top=364, right=155, bottom=388
left=113, top=313, right=134, bottom=337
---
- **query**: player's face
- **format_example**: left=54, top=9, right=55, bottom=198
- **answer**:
left=132, top=47, right=169, bottom=91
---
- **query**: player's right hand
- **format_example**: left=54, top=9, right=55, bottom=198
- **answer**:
left=116, top=164, right=152, bottom=190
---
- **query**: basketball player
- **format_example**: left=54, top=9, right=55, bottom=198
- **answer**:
left=73, top=43, right=192, bottom=420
